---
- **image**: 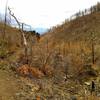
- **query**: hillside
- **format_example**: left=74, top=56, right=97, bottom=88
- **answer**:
left=0, top=3, right=100, bottom=100
left=42, top=11, right=100, bottom=43
left=41, top=3, right=100, bottom=42
left=40, top=3, right=100, bottom=73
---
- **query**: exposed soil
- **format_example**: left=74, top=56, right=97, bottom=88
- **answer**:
left=0, top=70, right=20, bottom=100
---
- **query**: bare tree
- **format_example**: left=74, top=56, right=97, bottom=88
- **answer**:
left=8, top=7, right=28, bottom=63
left=3, top=0, right=8, bottom=40
left=91, top=32, right=95, bottom=65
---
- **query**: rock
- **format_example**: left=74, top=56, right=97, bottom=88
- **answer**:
left=70, top=95, right=77, bottom=100
left=31, top=85, right=40, bottom=92
left=26, top=83, right=33, bottom=89
left=15, top=93, right=21, bottom=96
left=15, top=92, right=26, bottom=97
left=25, top=83, right=40, bottom=93
left=84, top=82, right=91, bottom=86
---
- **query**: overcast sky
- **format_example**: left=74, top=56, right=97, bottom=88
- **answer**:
left=0, top=0, right=100, bottom=28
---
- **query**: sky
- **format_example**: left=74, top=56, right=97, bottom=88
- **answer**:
left=0, top=0, right=100, bottom=29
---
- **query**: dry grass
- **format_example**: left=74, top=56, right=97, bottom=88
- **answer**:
left=0, top=4, right=100, bottom=100
left=78, top=94, right=100, bottom=100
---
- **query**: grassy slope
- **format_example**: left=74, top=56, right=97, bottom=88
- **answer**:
left=0, top=23, right=22, bottom=46
left=40, top=10, right=100, bottom=72
left=41, top=12, right=100, bottom=44
left=38, top=9, right=100, bottom=95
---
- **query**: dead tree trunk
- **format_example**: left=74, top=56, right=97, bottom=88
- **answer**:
left=91, top=32, right=95, bottom=65
left=3, top=0, right=8, bottom=40
left=8, top=7, right=28, bottom=64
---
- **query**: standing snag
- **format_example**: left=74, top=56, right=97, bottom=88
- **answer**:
left=91, top=32, right=95, bottom=65
left=8, top=7, right=28, bottom=64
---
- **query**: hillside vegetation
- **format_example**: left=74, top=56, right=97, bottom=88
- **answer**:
left=39, top=2, right=100, bottom=73
left=42, top=6, right=100, bottom=42
left=40, top=2, right=100, bottom=73
left=0, top=2, right=100, bottom=100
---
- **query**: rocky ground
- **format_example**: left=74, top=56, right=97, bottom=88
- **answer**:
left=0, top=65, right=100, bottom=100
left=0, top=50, right=100, bottom=100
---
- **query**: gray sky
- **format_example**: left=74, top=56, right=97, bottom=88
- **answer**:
left=0, top=0, right=100, bottom=28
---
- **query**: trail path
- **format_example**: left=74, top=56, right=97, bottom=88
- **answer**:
left=0, top=70, right=21, bottom=100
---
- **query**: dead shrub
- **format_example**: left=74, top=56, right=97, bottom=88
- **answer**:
left=29, top=67, right=44, bottom=78
left=16, top=64, right=29, bottom=76
left=16, top=64, right=44, bottom=78
left=41, top=65, right=54, bottom=76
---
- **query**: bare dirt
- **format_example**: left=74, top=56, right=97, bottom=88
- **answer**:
left=0, top=70, right=21, bottom=100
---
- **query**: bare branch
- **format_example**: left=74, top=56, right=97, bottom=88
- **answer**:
left=8, top=7, right=28, bottom=64
left=8, top=7, right=27, bottom=46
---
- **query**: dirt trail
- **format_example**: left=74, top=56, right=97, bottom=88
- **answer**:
left=0, top=70, right=21, bottom=100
